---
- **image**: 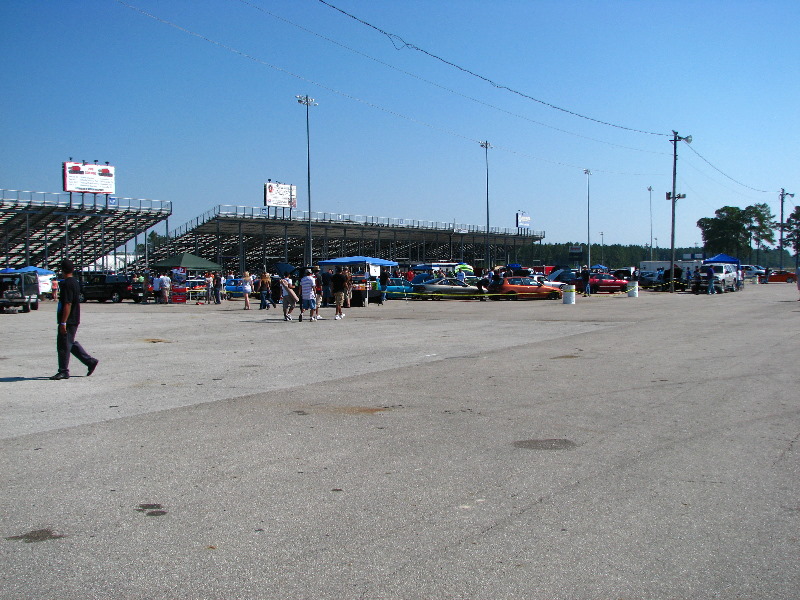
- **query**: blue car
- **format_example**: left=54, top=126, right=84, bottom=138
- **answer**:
left=225, top=278, right=246, bottom=299
left=386, top=277, right=414, bottom=299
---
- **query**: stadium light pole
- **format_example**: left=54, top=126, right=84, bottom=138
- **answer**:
left=647, top=186, right=654, bottom=261
left=667, top=131, right=691, bottom=292
left=480, top=141, right=492, bottom=270
left=296, top=94, right=318, bottom=266
left=584, top=169, right=592, bottom=269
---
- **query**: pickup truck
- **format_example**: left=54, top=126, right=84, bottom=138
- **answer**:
left=0, top=270, right=40, bottom=313
left=80, top=273, right=140, bottom=303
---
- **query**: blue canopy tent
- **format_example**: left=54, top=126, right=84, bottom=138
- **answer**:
left=703, top=253, right=740, bottom=268
left=17, top=266, right=56, bottom=275
left=591, top=264, right=608, bottom=270
left=318, top=256, right=398, bottom=267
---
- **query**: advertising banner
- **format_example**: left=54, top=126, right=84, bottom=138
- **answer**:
left=264, top=182, right=297, bottom=208
left=516, top=212, right=531, bottom=228
left=63, top=162, right=116, bottom=194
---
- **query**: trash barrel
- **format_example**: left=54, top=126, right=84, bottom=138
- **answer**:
left=627, top=282, right=638, bottom=297
left=562, top=285, right=576, bottom=304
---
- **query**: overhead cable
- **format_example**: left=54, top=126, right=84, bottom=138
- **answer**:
left=236, top=0, right=668, bottom=156
left=317, top=0, right=669, bottom=137
left=114, top=0, right=658, bottom=177
left=683, top=144, right=772, bottom=193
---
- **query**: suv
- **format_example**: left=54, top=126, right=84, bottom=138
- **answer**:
left=693, top=263, right=737, bottom=294
left=80, top=273, right=138, bottom=303
left=0, top=271, right=40, bottom=313
left=741, top=265, right=765, bottom=280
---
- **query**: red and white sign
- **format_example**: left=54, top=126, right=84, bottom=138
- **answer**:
left=264, top=182, right=297, bottom=208
left=63, top=162, right=116, bottom=194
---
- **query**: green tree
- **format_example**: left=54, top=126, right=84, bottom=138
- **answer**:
left=135, top=231, right=167, bottom=255
left=744, top=203, right=776, bottom=264
left=784, top=205, right=800, bottom=268
left=696, top=206, right=749, bottom=256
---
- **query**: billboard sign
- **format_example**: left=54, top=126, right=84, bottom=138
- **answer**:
left=63, top=162, right=116, bottom=194
left=264, top=182, right=297, bottom=208
left=516, top=212, right=531, bottom=228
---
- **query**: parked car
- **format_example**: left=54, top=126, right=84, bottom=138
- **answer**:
left=692, top=263, right=738, bottom=293
left=741, top=265, right=765, bottom=280
left=568, top=273, right=629, bottom=294
left=81, top=273, right=138, bottom=303
left=386, top=277, right=414, bottom=299
left=225, top=278, right=247, bottom=299
left=764, top=269, right=796, bottom=283
left=0, top=270, right=40, bottom=313
left=487, top=276, right=562, bottom=300
left=637, top=271, right=663, bottom=289
left=412, top=277, right=482, bottom=299
left=531, top=274, right=566, bottom=289
left=546, top=268, right=577, bottom=285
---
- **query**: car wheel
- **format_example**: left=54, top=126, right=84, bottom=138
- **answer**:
left=22, top=302, right=31, bottom=313
left=79, top=293, right=86, bottom=303
left=111, top=292, right=121, bottom=303
left=31, top=300, right=39, bottom=310
left=787, top=277, right=795, bottom=284
left=549, top=291, right=560, bottom=300
left=591, top=285, right=600, bottom=294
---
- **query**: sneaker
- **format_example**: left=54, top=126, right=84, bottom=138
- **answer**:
left=341, top=313, right=345, bottom=318
left=335, top=314, right=341, bottom=320
left=310, top=316, right=316, bottom=321
left=49, top=372, right=69, bottom=380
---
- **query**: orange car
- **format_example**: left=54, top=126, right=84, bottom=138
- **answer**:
left=487, top=276, right=562, bottom=300
left=764, top=270, right=797, bottom=283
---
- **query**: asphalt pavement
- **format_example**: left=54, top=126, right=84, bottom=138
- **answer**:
left=1, top=283, right=798, bottom=599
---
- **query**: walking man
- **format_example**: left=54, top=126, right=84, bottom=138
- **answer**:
left=50, top=259, right=98, bottom=380
left=379, top=267, right=391, bottom=305
left=299, top=269, right=317, bottom=322
left=280, top=273, right=297, bottom=321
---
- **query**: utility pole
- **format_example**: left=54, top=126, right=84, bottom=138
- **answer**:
left=779, top=188, right=795, bottom=272
left=667, top=131, right=691, bottom=292
left=480, top=141, right=492, bottom=270
left=647, top=186, right=653, bottom=260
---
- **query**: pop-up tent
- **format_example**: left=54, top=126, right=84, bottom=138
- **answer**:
left=703, top=253, right=740, bottom=268
left=318, top=256, right=398, bottom=267
left=151, top=253, right=223, bottom=271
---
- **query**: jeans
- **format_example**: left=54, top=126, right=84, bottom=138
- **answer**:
left=260, top=290, right=270, bottom=309
left=707, top=281, right=716, bottom=294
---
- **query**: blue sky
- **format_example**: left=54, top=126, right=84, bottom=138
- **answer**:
left=2, top=0, right=798, bottom=248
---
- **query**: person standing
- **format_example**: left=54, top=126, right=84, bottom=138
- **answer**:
left=299, top=269, right=317, bottom=322
left=241, top=271, right=252, bottom=310
left=213, top=272, right=222, bottom=304
left=160, top=272, right=171, bottom=304
left=280, top=273, right=297, bottom=321
left=331, top=266, right=347, bottom=319
left=379, top=268, right=391, bottom=305
left=343, top=267, right=353, bottom=308
left=50, top=259, right=98, bottom=380
left=205, top=272, right=214, bottom=304
left=321, top=268, right=333, bottom=307
left=152, top=271, right=162, bottom=303
left=580, top=265, right=591, bottom=297
left=258, top=272, right=272, bottom=310
left=706, top=265, right=717, bottom=294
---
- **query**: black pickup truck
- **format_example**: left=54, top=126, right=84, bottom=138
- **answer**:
left=80, top=273, right=141, bottom=303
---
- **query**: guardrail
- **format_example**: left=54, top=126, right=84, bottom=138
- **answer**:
left=0, top=189, right=172, bottom=214
left=169, top=203, right=545, bottom=240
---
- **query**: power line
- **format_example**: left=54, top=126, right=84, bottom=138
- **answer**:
left=683, top=144, right=772, bottom=193
left=317, top=0, right=670, bottom=137
left=113, top=0, right=659, bottom=178
left=235, top=0, right=669, bottom=156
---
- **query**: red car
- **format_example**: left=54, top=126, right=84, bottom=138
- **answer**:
left=487, top=276, right=562, bottom=300
left=764, top=270, right=797, bottom=284
left=569, top=273, right=629, bottom=294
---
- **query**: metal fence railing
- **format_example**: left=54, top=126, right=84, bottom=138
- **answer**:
left=169, top=203, right=544, bottom=240
left=0, top=189, right=172, bottom=214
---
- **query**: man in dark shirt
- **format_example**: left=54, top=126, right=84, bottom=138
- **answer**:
left=378, top=268, right=391, bottom=305
left=51, top=259, right=98, bottom=380
left=331, top=266, right=347, bottom=320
